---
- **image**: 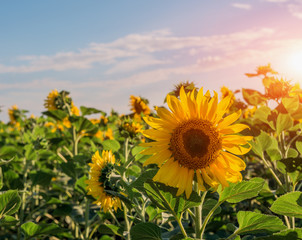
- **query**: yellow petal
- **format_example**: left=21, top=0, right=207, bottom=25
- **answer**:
left=143, top=149, right=172, bottom=166
left=223, top=143, right=251, bottom=155
left=219, top=124, right=250, bottom=134
left=218, top=110, right=241, bottom=130
left=207, top=91, right=218, bottom=121
left=196, top=170, right=206, bottom=191
left=221, top=151, right=246, bottom=171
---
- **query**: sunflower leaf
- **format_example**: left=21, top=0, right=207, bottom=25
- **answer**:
left=0, top=190, right=21, bottom=217
left=270, top=192, right=302, bottom=218
left=130, top=222, right=162, bottom=240
left=235, top=211, right=286, bottom=236
left=254, top=228, right=302, bottom=240
left=218, top=178, right=265, bottom=203
left=21, top=222, right=67, bottom=240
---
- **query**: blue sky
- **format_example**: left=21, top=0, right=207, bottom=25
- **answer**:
left=1, top=0, right=302, bottom=121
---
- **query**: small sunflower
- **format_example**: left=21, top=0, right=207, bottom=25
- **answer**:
left=8, top=105, right=19, bottom=123
left=129, top=95, right=151, bottom=117
left=141, top=87, right=252, bottom=198
left=44, top=89, right=59, bottom=110
left=86, top=150, right=122, bottom=213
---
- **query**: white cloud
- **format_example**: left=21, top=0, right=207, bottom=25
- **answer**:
left=288, top=1, right=302, bottom=19
left=0, top=28, right=274, bottom=74
left=231, top=3, right=252, bottom=10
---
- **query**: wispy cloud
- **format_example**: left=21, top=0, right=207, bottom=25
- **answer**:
left=0, top=28, right=274, bottom=74
left=231, top=3, right=252, bottom=10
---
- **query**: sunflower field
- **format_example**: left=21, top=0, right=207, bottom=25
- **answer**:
left=1, top=64, right=302, bottom=240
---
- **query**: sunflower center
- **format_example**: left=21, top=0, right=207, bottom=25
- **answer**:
left=99, top=163, right=119, bottom=193
left=170, top=119, right=222, bottom=169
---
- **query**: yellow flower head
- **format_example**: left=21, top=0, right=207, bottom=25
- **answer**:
left=169, top=81, right=198, bottom=99
left=220, top=86, right=235, bottom=110
left=129, top=95, right=151, bottom=117
left=71, top=104, right=80, bottom=116
left=8, top=105, right=19, bottom=123
left=85, top=150, right=122, bottom=213
left=44, top=89, right=59, bottom=110
left=245, top=63, right=278, bottom=78
left=265, top=77, right=292, bottom=100
left=141, top=87, right=252, bottom=198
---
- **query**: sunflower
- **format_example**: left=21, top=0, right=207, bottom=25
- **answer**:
left=8, top=105, right=19, bottom=123
left=86, top=150, right=122, bottom=213
left=141, top=87, right=252, bottom=198
left=44, top=89, right=59, bottom=110
left=129, top=95, right=151, bottom=118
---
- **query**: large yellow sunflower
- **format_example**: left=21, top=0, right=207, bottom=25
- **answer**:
left=141, top=87, right=252, bottom=198
left=86, top=150, right=121, bottom=212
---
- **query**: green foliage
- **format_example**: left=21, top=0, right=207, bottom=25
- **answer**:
left=0, top=190, right=21, bottom=217
left=21, top=222, right=67, bottom=240
left=218, top=178, right=265, bottom=203
left=235, top=211, right=287, bottom=235
left=270, top=192, right=302, bottom=218
left=130, top=222, right=162, bottom=240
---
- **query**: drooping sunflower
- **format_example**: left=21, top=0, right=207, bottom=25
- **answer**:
left=129, top=95, right=151, bottom=117
left=44, top=89, right=59, bottom=110
left=86, top=150, right=122, bottom=213
left=141, top=87, right=252, bottom=198
left=8, top=105, right=19, bottom=123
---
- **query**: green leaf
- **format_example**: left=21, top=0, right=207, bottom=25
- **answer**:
left=75, top=175, right=87, bottom=194
left=296, top=141, right=302, bottom=155
left=0, top=215, right=18, bottom=226
left=0, top=146, right=19, bottom=159
left=21, top=222, right=67, bottom=240
left=255, top=228, right=302, bottom=240
left=278, top=158, right=302, bottom=184
left=276, top=114, right=293, bottom=136
left=218, top=178, right=265, bottom=203
left=282, top=96, right=300, bottom=114
left=130, top=222, right=162, bottom=240
left=130, top=169, right=157, bottom=192
left=98, top=224, right=123, bottom=236
left=0, top=167, right=3, bottom=190
left=69, top=116, right=98, bottom=134
left=266, top=149, right=281, bottom=161
left=102, top=139, right=120, bottom=152
left=242, top=88, right=266, bottom=106
left=80, top=106, right=105, bottom=116
left=270, top=192, right=302, bottom=218
left=144, top=181, right=201, bottom=217
left=42, top=110, right=68, bottom=121
left=287, top=148, right=299, bottom=158
left=236, top=211, right=286, bottom=235
left=0, top=190, right=21, bottom=216
left=29, top=170, right=55, bottom=187
left=202, top=199, right=221, bottom=217
left=251, top=131, right=278, bottom=158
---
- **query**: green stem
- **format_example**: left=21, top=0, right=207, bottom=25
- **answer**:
left=225, top=229, right=240, bottom=240
left=200, top=201, right=221, bottom=239
left=73, top=126, right=78, bottom=156
left=84, top=198, right=90, bottom=240
left=194, top=186, right=207, bottom=239
left=261, top=154, right=284, bottom=190
left=17, top=158, right=29, bottom=240
left=122, top=202, right=131, bottom=240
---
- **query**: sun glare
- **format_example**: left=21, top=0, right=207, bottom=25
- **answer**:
left=288, top=51, right=302, bottom=78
